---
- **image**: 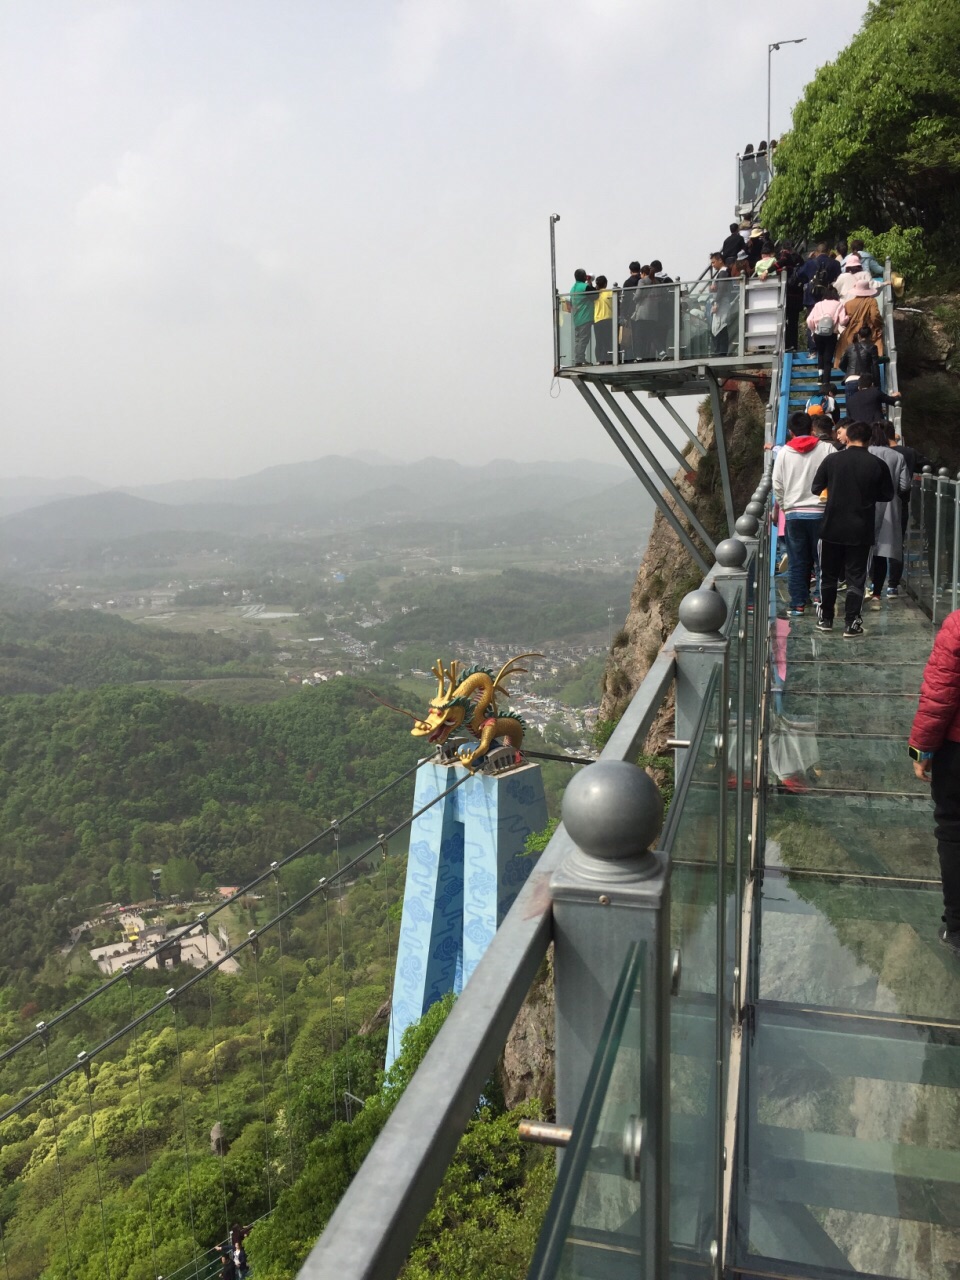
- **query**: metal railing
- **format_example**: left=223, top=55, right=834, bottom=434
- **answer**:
left=904, top=469, right=960, bottom=625
left=301, top=471, right=777, bottom=1278
left=554, top=277, right=782, bottom=372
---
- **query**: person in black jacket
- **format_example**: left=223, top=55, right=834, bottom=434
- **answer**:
left=722, top=223, right=747, bottom=261
left=810, top=421, right=895, bottom=637
left=844, top=374, right=902, bottom=423
left=840, top=325, right=882, bottom=384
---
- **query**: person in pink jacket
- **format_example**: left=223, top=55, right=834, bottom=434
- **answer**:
left=806, top=285, right=848, bottom=376
left=909, top=609, right=960, bottom=954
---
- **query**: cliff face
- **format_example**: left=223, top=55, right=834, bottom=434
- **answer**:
left=895, top=296, right=960, bottom=471
left=598, top=380, right=767, bottom=739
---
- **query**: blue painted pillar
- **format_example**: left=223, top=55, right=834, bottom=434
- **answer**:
left=386, top=760, right=547, bottom=1067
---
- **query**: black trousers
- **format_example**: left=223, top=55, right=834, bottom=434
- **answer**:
left=932, top=740, right=960, bottom=933
left=819, top=540, right=871, bottom=625
left=813, top=332, right=837, bottom=372
left=871, top=554, right=903, bottom=593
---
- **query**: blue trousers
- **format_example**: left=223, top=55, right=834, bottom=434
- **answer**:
left=784, top=515, right=822, bottom=608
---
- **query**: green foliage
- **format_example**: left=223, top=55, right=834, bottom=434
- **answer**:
left=371, top=567, right=634, bottom=647
left=0, top=605, right=268, bottom=695
left=845, top=224, right=933, bottom=289
left=0, top=678, right=421, bottom=984
left=524, top=817, right=559, bottom=856
left=762, top=0, right=960, bottom=278
left=592, top=717, right=618, bottom=751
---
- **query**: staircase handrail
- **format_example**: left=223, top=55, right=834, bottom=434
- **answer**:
left=882, top=255, right=902, bottom=442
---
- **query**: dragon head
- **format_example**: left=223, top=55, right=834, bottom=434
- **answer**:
left=411, top=661, right=471, bottom=743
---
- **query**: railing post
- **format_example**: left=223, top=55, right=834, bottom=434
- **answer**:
left=935, top=469, right=948, bottom=623
left=712, top=538, right=751, bottom=1021
left=673, top=586, right=730, bottom=1280
left=611, top=288, right=619, bottom=368
left=674, top=280, right=682, bottom=360
left=551, top=760, right=669, bottom=1278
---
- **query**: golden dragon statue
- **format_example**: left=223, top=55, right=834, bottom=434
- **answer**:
left=370, top=653, right=541, bottom=771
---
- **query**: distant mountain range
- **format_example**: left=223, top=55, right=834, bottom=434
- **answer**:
left=0, top=455, right=651, bottom=556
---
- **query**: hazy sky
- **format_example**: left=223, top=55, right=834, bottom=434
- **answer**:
left=1, top=1, right=867, bottom=487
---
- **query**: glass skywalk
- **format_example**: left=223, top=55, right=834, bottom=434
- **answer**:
left=736, top=586, right=960, bottom=1279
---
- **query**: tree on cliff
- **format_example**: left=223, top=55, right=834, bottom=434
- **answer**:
left=763, top=0, right=960, bottom=275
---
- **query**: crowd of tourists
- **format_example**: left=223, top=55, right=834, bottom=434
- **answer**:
left=565, top=221, right=888, bottom=366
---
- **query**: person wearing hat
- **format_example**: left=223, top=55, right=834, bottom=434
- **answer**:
left=834, top=277, right=883, bottom=368
left=844, top=239, right=882, bottom=279
left=835, top=254, right=872, bottom=302
left=746, top=226, right=765, bottom=266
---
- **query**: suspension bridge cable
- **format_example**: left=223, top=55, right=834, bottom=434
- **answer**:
left=126, top=972, right=159, bottom=1280
left=205, top=976, right=230, bottom=1248
left=249, top=936, right=273, bottom=1211
left=323, top=890, right=339, bottom=1125
left=0, top=1203, right=11, bottom=1280
left=0, top=756, right=429, bottom=1068
left=79, top=1055, right=112, bottom=1280
left=1, top=766, right=474, bottom=1127
left=333, top=825, right=353, bottom=1101
left=379, top=837, right=399, bottom=1065
left=168, top=994, right=199, bottom=1264
left=40, top=1035, right=74, bottom=1279
left=273, top=873, right=297, bottom=1182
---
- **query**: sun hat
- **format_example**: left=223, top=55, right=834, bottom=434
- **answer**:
left=852, top=279, right=878, bottom=297
left=749, top=227, right=764, bottom=239
left=845, top=254, right=862, bottom=269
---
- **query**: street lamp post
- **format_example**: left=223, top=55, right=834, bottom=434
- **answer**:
left=766, top=38, right=806, bottom=179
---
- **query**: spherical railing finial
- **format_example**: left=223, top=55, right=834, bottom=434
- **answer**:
left=678, top=586, right=727, bottom=634
left=922, top=465, right=933, bottom=475
left=562, top=761, right=663, bottom=864
left=735, top=513, right=760, bottom=537
left=715, top=537, right=748, bottom=569
left=938, top=467, right=951, bottom=479
left=744, top=499, right=765, bottom=517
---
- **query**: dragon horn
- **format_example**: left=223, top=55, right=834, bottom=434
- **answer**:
left=493, top=652, right=544, bottom=691
left=365, top=689, right=421, bottom=721
left=432, top=659, right=446, bottom=701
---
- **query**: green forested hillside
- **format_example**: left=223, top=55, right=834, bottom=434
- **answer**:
left=0, top=605, right=269, bottom=695
left=371, top=567, right=634, bottom=645
left=0, top=679, right=422, bottom=988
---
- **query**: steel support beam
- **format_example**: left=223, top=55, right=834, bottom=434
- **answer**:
left=705, top=369, right=736, bottom=537
left=624, top=390, right=694, bottom=472
left=594, top=382, right=717, bottom=556
left=573, top=378, right=710, bottom=575
left=651, top=392, right=708, bottom=457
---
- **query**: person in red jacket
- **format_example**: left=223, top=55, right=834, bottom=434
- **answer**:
left=909, top=609, right=960, bottom=955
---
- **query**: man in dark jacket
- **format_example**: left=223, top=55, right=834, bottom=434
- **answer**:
left=843, top=375, right=902, bottom=423
left=722, top=223, right=747, bottom=262
left=909, top=609, right=960, bottom=955
left=797, top=244, right=842, bottom=310
left=810, top=420, right=895, bottom=636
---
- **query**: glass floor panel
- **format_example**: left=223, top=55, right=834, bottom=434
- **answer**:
left=768, top=735, right=929, bottom=797
left=766, top=790, right=937, bottom=879
left=775, top=690, right=924, bottom=738
left=757, top=871, right=960, bottom=1024
left=776, top=659, right=928, bottom=696
left=736, top=1007, right=960, bottom=1278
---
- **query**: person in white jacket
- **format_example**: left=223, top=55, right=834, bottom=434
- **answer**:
left=773, top=412, right=837, bottom=616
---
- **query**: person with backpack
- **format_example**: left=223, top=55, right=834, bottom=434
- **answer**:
left=620, top=261, right=643, bottom=360
left=805, top=286, right=846, bottom=376
left=805, top=377, right=839, bottom=422
left=798, top=244, right=842, bottom=313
